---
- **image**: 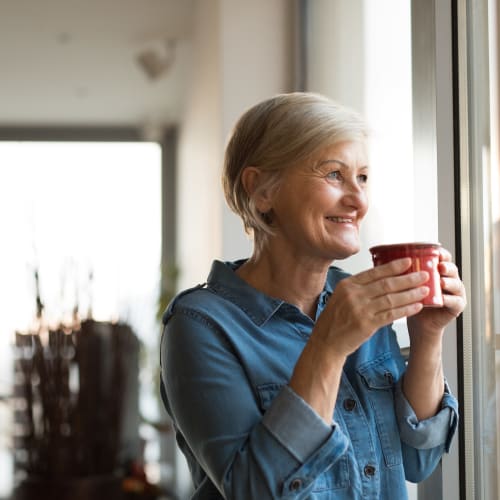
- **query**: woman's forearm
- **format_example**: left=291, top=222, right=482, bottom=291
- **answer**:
left=403, top=332, right=445, bottom=420
left=289, top=336, right=346, bottom=424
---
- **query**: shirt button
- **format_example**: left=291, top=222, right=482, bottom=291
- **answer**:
left=343, top=398, right=357, bottom=411
left=384, top=371, right=394, bottom=384
left=289, top=478, right=302, bottom=491
left=364, top=465, right=376, bottom=477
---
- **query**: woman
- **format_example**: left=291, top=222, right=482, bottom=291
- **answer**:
left=160, top=92, right=465, bottom=499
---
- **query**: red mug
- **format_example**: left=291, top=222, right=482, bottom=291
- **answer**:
left=369, top=242, right=443, bottom=307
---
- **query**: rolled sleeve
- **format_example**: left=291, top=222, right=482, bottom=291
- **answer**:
left=262, top=385, right=348, bottom=462
left=395, top=378, right=459, bottom=451
left=262, top=386, right=350, bottom=496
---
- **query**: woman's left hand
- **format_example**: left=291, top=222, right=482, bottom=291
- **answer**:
left=407, top=247, right=467, bottom=338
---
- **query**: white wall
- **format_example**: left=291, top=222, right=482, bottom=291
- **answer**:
left=307, top=0, right=365, bottom=113
left=176, top=1, right=223, bottom=291
left=176, top=0, right=292, bottom=291
left=220, top=0, right=292, bottom=261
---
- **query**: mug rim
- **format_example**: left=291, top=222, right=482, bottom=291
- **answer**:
left=369, top=242, right=441, bottom=254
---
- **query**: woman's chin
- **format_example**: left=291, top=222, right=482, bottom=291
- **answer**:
left=329, top=242, right=361, bottom=261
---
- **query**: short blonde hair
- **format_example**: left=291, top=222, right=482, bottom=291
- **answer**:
left=222, top=92, right=369, bottom=252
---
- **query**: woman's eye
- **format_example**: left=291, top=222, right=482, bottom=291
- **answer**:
left=357, top=174, right=368, bottom=184
left=326, top=170, right=342, bottom=181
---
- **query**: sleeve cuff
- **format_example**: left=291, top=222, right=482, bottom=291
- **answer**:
left=262, top=385, right=346, bottom=462
left=395, top=378, right=459, bottom=451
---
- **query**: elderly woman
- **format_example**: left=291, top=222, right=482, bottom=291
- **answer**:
left=160, top=92, right=465, bottom=499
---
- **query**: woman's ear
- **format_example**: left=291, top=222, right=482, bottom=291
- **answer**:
left=241, top=166, right=273, bottom=213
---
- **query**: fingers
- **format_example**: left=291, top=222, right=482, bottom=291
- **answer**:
left=438, top=258, right=467, bottom=305
left=371, top=284, right=430, bottom=311
left=440, top=272, right=467, bottom=317
left=353, top=258, right=413, bottom=285
left=353, top=258, right=429, bottom=303
left=318, top=273, right=426, bottom=355
left=332, top=250, right=465, bottom=335
left=442, top=292, right=467, bottom=316
left=431, top=250, right=467, bottom=318
left=438, top=260, right=459, bottom=278
left=439, top=247, right=453, bottom=262
left=364, top=270, right=429, bottom=298
left=374, top=301, right=424, bottom=325
left=333, top=265, right=429, bottom=329
left=440, top=276, right=464, bottom=295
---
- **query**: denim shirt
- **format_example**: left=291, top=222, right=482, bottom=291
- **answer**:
left=160, top=260, right=458, bottom=499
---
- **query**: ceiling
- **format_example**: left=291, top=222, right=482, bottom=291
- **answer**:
left=0, top=0, right=195, bottom=129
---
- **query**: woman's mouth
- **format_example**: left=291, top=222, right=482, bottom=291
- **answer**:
left=326, top=216, right=354, bottom=223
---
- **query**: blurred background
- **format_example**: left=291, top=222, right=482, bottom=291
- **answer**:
left=0, top=1, right=498, bottom=499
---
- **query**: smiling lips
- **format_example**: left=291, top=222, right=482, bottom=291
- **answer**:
left=326, top=216, right=355, bottom=224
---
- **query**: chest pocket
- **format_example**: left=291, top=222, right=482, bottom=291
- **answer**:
left=257, top=383, right=349, bottom=492
left=357, top=353, right=402, bottom=468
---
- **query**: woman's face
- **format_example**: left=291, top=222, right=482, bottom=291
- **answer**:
left=268, top=140, right=369, bottom=262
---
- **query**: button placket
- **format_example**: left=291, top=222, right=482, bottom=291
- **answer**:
left=338, top=373, right=378, bottom=493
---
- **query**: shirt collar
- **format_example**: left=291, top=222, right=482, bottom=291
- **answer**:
left=207, top=260, right=284, bottom=326
left=207, top=259, right=341, bottom=326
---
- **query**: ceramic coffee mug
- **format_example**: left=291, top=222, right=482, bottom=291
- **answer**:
left=369, top=242, right=443, bottom=307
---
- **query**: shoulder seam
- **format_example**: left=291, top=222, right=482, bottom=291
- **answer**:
left=170, top=306, right=223, bottom=334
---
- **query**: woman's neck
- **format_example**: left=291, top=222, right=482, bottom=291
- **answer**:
left=236, top=247, right=331, bottom=319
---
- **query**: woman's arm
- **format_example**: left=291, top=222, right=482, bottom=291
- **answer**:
left=403, top=249, right=466, bottom=420
left=403, top=332, right=444, bottom=420
left=161, top=309, right=348, bottom=499
left=290, top=257, right=429, bottom=424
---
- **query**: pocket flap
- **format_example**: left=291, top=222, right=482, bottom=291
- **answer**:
left=357, top=353, right=399, bottom=389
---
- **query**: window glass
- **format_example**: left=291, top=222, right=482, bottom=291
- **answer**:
left=0, top=142, right=162, bottom=497
left=459, top=0, right=500, bottom=497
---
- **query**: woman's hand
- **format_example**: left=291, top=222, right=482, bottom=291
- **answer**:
left=403, top=247, right=465, bottom=420
left=312, top=257, right=429, bottom=358
left=407, top=247, right=467, bottom=340
left=292, top=257, right=428, bottom=422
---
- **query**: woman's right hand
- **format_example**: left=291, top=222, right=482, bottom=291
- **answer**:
left=312, top=257, right=429, bottom=358
left=290, top=257, right=428, bottom=423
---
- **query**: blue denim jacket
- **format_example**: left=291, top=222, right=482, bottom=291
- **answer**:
left=160, top=260, right=458, bottom=499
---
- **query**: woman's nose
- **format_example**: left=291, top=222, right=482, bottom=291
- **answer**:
left=343, top=181, right=367, bottom=209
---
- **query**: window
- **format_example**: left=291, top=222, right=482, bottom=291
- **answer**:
left=458, top=0, right=500, bottom=497
left=0, top=141, right=162, bottom=497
